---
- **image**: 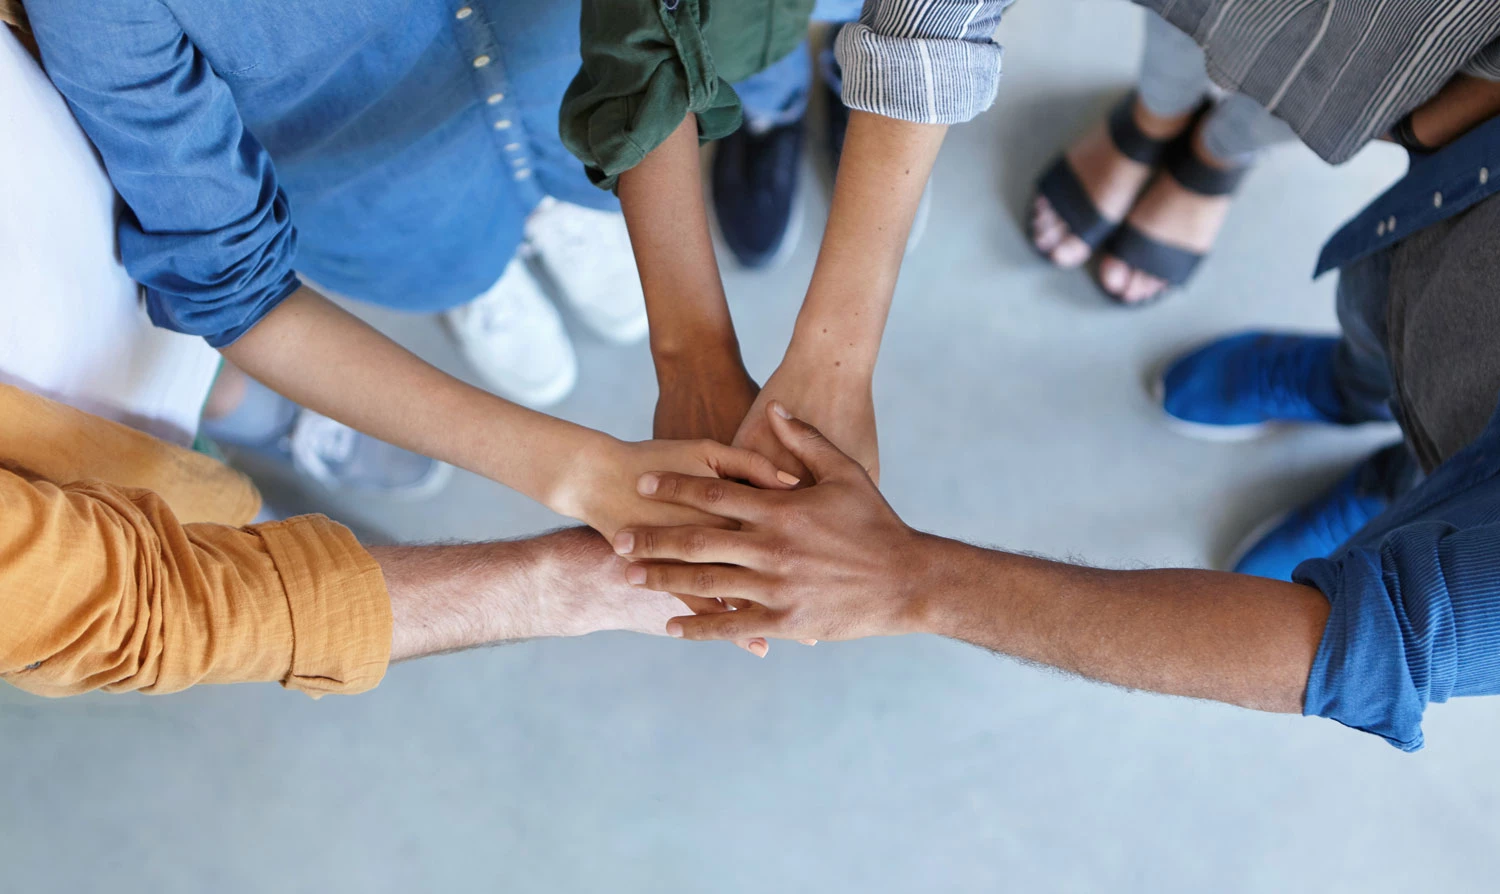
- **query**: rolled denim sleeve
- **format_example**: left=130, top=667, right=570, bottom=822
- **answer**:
left=836, top=0, right=1011, bottom=125
left=28, top=0, right=300, bottom=348
left=561, top=0, right=747, bottom=191
left=1295, top=521, right=1500, bottom=751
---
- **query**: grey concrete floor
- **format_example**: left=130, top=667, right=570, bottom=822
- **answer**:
left=5, top=1, right=1499, bottom=891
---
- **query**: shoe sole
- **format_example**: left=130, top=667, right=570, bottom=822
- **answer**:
left=1148, top=367, right=1275, bottom=443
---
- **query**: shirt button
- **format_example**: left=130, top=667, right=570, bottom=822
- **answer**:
left=1433, top=191, right=1443, bottom=208
left=1376, top=221, right=1386, bottom=236
left=472, top=55, right=491, bottom=68
left=504, top=142, right=522, bottom=151
left=494, top=119, right=512, bottom=130
left=1482, top=167, right=1490, bottom=185
left=456, top=6, right=473, bottom=19
left=515, top=168, right=532, bottom=180
left=487, top=92, right=505, bottom=105
left=1387, top=215, right=1397, bottom=231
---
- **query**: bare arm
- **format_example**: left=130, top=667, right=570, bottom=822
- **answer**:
left=732, top=113, right=948, bottom=480
left=380, top=527, right=681, bottom=663
left=219, top=287, right=796, bottom=538
left=222, top=286, right=586, bottom=508
left=616, top=115, right=758, bottom=443
left=612, top=405, right=1328, bottom=714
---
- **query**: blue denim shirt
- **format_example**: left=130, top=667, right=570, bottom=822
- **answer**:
left=1297, top=115, right=1500, bottom=751
left=1315, top=116, right=1500, bottom=277
left=29, top=0, right=612, bottom=347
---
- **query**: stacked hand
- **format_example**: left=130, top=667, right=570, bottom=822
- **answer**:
left=614, top=402, right=925, bottom=645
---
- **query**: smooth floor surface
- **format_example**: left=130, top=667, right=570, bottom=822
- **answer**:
left=5, top=2, right=1496, bottom=891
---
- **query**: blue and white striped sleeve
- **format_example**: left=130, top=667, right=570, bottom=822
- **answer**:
left=834, top=0, right=1013, bottom=125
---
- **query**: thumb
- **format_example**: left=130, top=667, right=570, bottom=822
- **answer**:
left=765, top=402, right=861, bottom=483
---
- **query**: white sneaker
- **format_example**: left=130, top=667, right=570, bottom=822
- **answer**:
left=285, top=410, right=453, bottom=500
left=445, top=257, right=578, bottom=407
left=525, top=198, right=650, bottom=344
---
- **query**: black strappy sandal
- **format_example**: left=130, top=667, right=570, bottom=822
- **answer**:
left=1029, top=94, right=1179, bottom=263
left=1097, top=139, right=1248, bottom=305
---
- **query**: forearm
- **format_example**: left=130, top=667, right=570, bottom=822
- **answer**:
left=220, top=286, right=598, bottom=508
left=790, top=111, right=946, bottom=374
left=616, top=114, right=738, bottom=363
left=914, top=538, right=1330, bottom=713
left=1409, top=74, right=1500, bottom=149
left=383, top=527, right=673, bottom=662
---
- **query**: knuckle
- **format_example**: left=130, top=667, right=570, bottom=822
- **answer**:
left=703, top=482, right=726, bottom=505
left=642, top=530, right=660, bottom=555
left=660, top=475, right=681, bottom=499
left=694, top=568, right=717, bottom=593
left=769, top=540, right=798, bottom=569
left=685, top=531, right=709, bottom=556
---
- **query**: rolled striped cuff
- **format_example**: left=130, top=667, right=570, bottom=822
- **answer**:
left=834, top=21, right=1003, bottom=125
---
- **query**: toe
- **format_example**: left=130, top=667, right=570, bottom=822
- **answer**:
left=1098, top=255, right=1131, bottom=296
left=1123, top=270, right=1165, bottom=304
left=1049, top=235, right=1090, bottom=268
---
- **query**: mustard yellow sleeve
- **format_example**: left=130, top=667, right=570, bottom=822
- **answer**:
left=0, top=469, right=391, bottom=698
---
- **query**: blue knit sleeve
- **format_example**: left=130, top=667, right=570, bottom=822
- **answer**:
left=29, top=0, right=300, bottom=348
left=1295, top=520, right=1500, bottom=751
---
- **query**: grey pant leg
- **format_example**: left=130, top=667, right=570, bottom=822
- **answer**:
left=1332, top=249, right=1397, bottom=424
left=1137, top=9, right=1212, bottom=117
left=1199, top=93, right=1299, bottom=164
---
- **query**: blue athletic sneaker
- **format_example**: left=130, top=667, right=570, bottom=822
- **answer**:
left=1157, top=332, right=1348, bottom=440
left=1230, top=447, right=1405, bottom=580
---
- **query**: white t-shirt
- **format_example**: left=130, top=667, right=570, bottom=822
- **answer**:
left=0, top=29, right=219, bottom=446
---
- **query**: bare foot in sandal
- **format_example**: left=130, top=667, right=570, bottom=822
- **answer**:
left=1097, top=123, right=1245, bottom=304
left=1031, top=97, right=1193, bottom=268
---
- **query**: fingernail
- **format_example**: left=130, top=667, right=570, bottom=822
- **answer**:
left=749, top=641, right=768, bottom=658
left=637, top=473, right=659, bottom=496
left=666, top=622, right=684, bottom=638
left=771, top=401, right=792, bottom=419
left=801, top=639, right=818, bottom=646
left=612, top=531, right=634, bottom=554
left=626, top=565, right=647, bottom=585
left=776, top=470, right=800, bottom=486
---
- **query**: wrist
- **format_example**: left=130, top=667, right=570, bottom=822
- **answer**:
left=650, top=318, right=741, bottom=370
left=546, top=429, right=620, bottom=523
left=898, top=534, right=995, bottom=638
left=785, top=317, right=881, bottom=380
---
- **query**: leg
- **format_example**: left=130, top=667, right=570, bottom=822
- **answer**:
left=1030, top=9, right=1203, bottom=267
left=1097, top=92, right=1295, bottom=303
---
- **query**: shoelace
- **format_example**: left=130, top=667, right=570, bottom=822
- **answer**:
left=287, top=411, right=356, bottom=489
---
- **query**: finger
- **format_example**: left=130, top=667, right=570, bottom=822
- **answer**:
left=671, top=594, right=769, bottom=657
left=612, top=525, right=762, bottom=566
left=635, top=471, right=770, bottom=523
left=627, top=561, right=768, bottom=603
left=702, top=441, right=800, bottom=490
left=667, top=606, right=780, bottom=643
left=765, top=402, right=866, bottom=483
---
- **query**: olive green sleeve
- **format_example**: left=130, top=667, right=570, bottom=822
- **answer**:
left=561, top=0, right=745, bottom=191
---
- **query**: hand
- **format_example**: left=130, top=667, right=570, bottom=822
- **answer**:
left=612, top=403, right=930, bottom=644
left=555, top=433, right=798, bottom=541
left=653, top=349, right=760, bottom=443
left=733, top=353, right=879, bottom=485
left=554, top=433, right=800, bottom=657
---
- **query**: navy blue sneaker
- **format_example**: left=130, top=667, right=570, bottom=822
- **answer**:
left=711, top=119, right=806, bottom=270
left=1156, top=332, right=1348, bottom=440
left=1230, top=446, right=1409, bottom=580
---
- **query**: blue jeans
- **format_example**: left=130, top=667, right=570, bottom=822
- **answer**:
left=735, top=0, right=864, bottom=131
